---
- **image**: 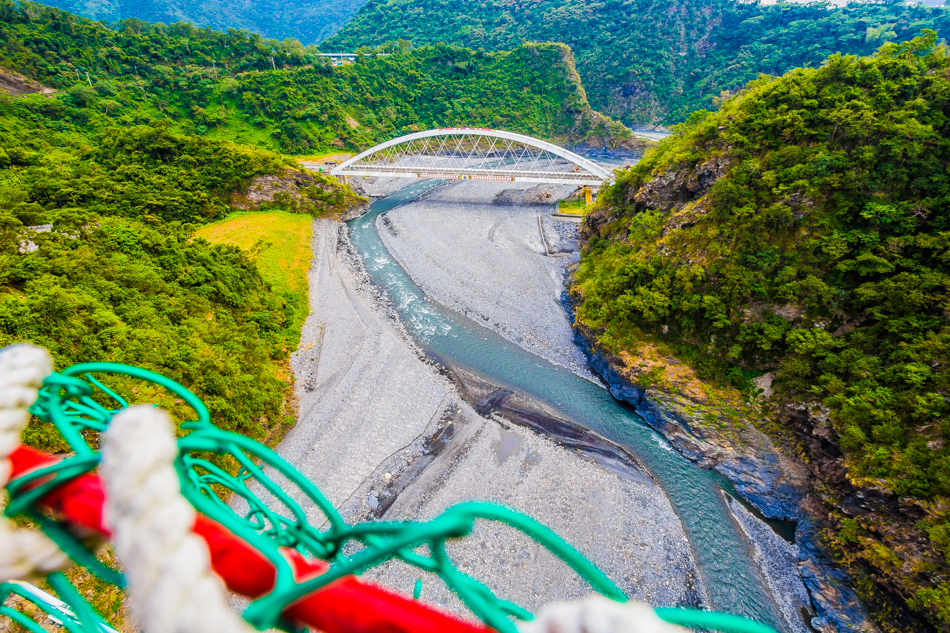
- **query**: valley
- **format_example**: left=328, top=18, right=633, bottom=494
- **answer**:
left=1, top=2, right=949, bottom=633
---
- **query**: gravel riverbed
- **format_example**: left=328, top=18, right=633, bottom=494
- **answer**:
left=376, top=178, right=597, bottom=381
left=281, top=213, right=706, bottom=618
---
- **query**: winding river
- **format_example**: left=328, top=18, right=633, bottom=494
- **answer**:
left=347, top=181, right=789, bottom=631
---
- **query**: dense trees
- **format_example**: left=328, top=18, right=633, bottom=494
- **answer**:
left=326, top=0, right=950, bottom=125
left=0, top=0, right=325, bottom=80
left=33, top=0, right=368, bottom=45
left=0, top=2, right=629, bottom=155
left=0, top=105, right=310, bottom=447
left=228, top=43, right=631, bottom=153
left=574, top=34, right=950, bottom=629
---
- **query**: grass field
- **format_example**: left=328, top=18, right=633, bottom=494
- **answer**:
left=293, top=152, right=353, bottom=163
left=195, top=211, right=313, bottom=305
left=557, top=198, right=590, bottom=215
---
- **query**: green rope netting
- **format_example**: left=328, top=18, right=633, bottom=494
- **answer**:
left=0, top=574, right=114, bottom=633
left=2, top=361, right=779, bottom=633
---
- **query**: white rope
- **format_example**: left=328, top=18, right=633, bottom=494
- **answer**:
left=100, top=405, right=256, bottom=633
left=0, top=343, right=73, bottom=581
left=517, top=595, right=689, bottom=633
left=1, top=343, right=690, bottom=633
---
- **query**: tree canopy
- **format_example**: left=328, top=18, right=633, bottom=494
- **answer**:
left=0, top=2, right=630, bottom=155
left=574, top=34, right=950, bottom=629
left=326, top=0, right=950, bottom=125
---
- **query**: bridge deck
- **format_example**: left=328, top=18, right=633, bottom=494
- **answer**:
left=335, top=166, right=604, bottom=185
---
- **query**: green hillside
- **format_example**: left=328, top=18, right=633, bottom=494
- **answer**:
left=326, top=0, right=950, bottom=126
left=31, top=0, right=368, bottom=45
left=0, top=2, right=632, bottom=154
left=573, top=34, right=950, bottom=630
left=0, top=3, right=368, bottom=450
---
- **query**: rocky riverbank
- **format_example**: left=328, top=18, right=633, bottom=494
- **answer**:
left=375, top=178, right=596, bottom=380
left=570, top=314, right=882, bottom=633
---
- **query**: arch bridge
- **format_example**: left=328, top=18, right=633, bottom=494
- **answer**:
left=331, top=128, right=611, bottom=186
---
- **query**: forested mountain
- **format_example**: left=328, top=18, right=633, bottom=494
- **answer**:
left=574, top=34, right=950, bottom=630
left=30, top=0, right=367, bottom=45
left=326, top=0, right=950, bottom=125
left=0, top=1, right=631, bottom=154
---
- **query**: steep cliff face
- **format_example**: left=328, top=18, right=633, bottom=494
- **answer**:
left=572, top=36, right=950, bottom=632
left=552, top=45, right=649, bottom=152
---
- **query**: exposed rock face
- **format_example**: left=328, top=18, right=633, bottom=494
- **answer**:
left=232, top=169, right=367, bottom=219
left=795, top=519, right=885, bottom=633
left=783, top=404, right=947, bottom=632
left=0, top=68, right=56, bottom=97
left=571, top=326, right=881, bottom=633
left=572, top=324, right=809, bottom=521
left=569, top=141, right=647, bottom=160
left=581, top=155, right=729, bottom=242
left=634, top=155, right=730, bottom=212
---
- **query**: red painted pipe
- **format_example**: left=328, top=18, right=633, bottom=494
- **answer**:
left=8, top=445, right=492, bottom=633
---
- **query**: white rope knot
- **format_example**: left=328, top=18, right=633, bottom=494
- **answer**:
left=517, top=595, right=689, bottom=633
left=0, top=343, right=73, bottom=581
left=101, top=405, right=255, bottom=633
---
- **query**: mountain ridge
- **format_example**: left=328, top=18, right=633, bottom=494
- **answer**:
left=326, top=0, right=950, bottom=125
left=28, top=0, right=368, bottom=44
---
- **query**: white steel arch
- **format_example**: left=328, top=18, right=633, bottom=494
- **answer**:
left=331, top=127, right=611, bottom=185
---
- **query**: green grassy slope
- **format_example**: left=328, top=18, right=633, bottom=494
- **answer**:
left=574, top=34, right=950, bottom=630
left=325, top=0, right=950, bottom=126
left=195, top=210, right=314, bottom=315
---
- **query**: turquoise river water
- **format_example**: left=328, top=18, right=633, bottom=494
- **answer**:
left=347, top=181, right=788, bottom=631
